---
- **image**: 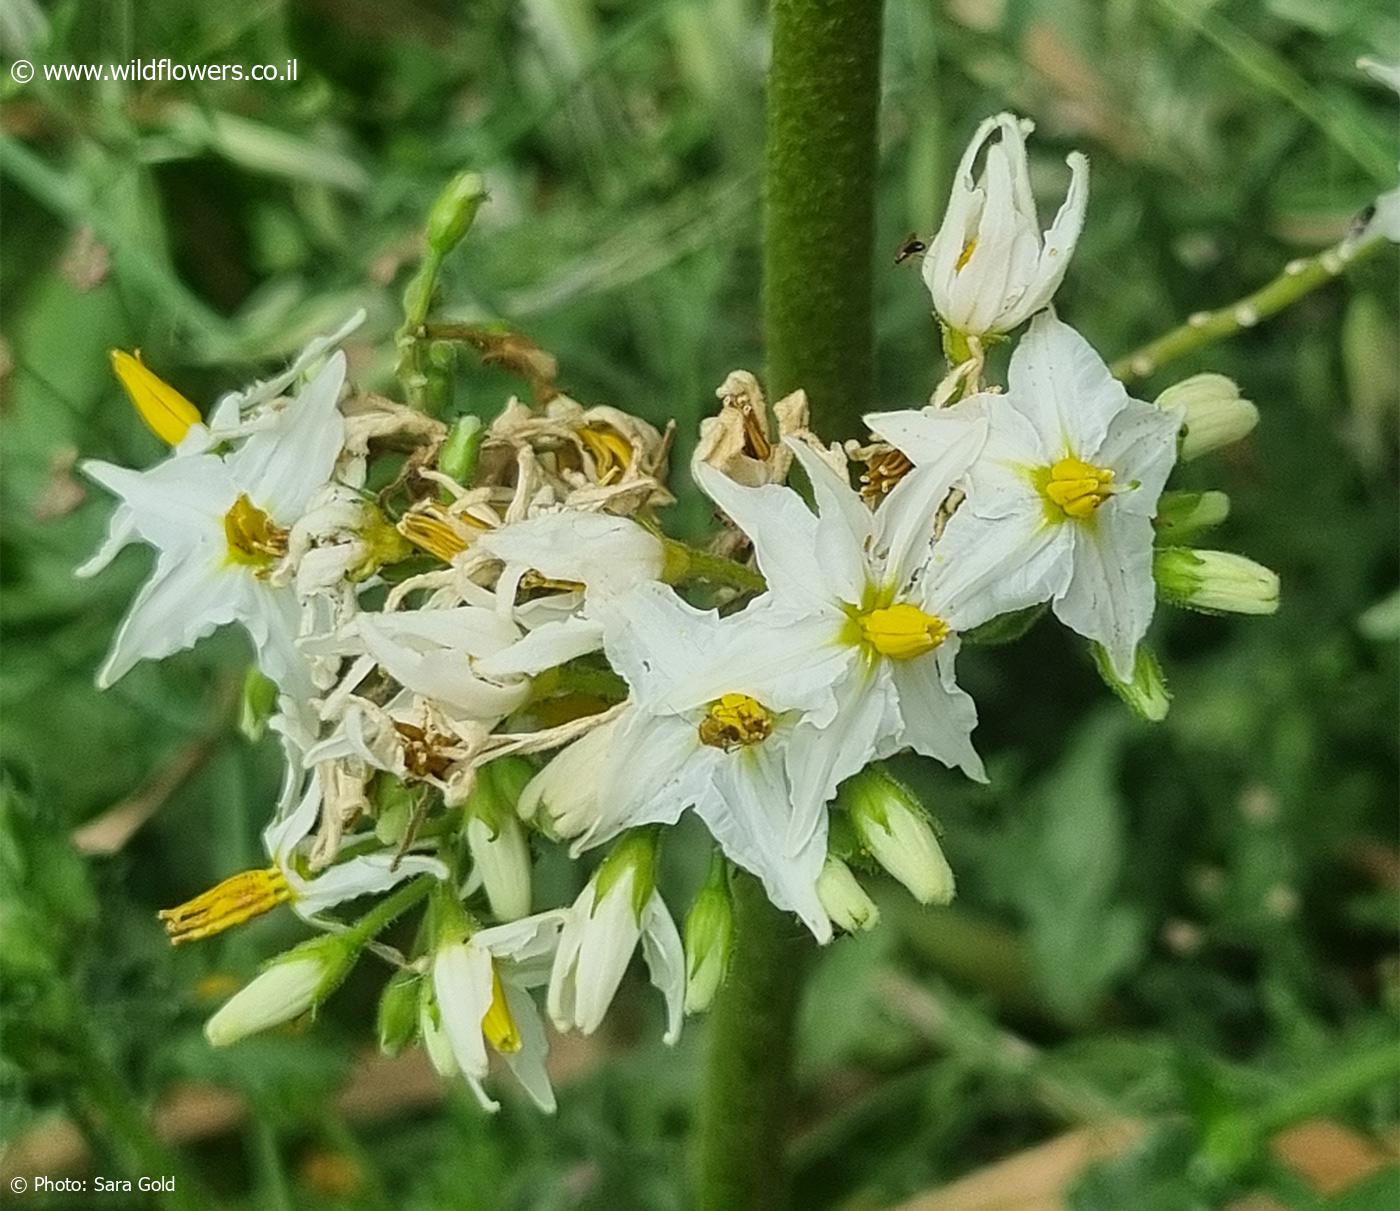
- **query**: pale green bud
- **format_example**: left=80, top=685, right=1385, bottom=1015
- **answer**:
left=1156, top=373, right=1258, bottom=461
left=839, top=767, right=956, bottom=906
left=1091, top=643, right=1171, bottom=723
left=376, top=968, right=422, bottom=1056
left=682, top=857, right=733, bottom=1015
left=465, top=811, right=532, bottom=922
left=594, top=828, right=660, bottom=920
left=205, top=934, right=357, bottom=1046
left=1154, top=490, right=1231, bottom=545
left=238, top=667, right=278, bottom=743
left=426, top=171, right=487, bottom=257
left=817, top=856, right=881, bottom=934
left=1155, top=548, right=1280, bottom=616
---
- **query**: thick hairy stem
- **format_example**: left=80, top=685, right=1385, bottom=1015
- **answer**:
left=696, top=872, right=811, bottom=1211
left=1112, top=234, right=1390, bottom=384
left=763, top=0, right=885, bottom=439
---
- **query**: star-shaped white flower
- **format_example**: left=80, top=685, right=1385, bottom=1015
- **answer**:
left=870, top=312, right=1181, bottom=679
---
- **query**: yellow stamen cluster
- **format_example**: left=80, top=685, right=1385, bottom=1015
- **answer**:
left=579, top=425, right=633, bottom=485
left=398, top=507, right=477, bottom=563
left=1041, top=456, right=1115, bottom=520
left=698, top=692, right=775, bottom=751
left=482, top=966, right=522, bottom=1053
left=857, top=603, right=950, bottom=661
left=111, top=349, right=201, bottom=446
left=224, top=494, right=289, bottom=569
left=158, top=867, right=291, bottom=944
left=859, top=445, right=913, bottom=503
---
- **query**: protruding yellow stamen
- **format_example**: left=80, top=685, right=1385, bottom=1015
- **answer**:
left=955, top=237, right=978, bottom=273
left=1041, top=456, right=1116, bottom=520
left=224, top=494, right=289, bottom=568
left=698, top=692, right=774, bottom=751
left=110, top=349, right=201, bottom=446
left=482, top=966, right=522, bottom=1053
left=579, top=426, right=632, bottom=485
left=398, top=508, right=474, bottom=563
left=857, top=603, right=950, bottom=661
left=158, top=867, right=291, bottom=945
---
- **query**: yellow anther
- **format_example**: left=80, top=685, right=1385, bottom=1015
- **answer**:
left=579, top=425, right=633, bottom=485
left=482, top=965, right=522, bottom=1054
left=698, top=693, right=775, bottom=751
left=158, top=867, right=291, bottom=945
left=857, top=603, right=950, bottom=661
left=955, top=237, right=979, bottom=273
left=110, top=349, right=201, bottom=446
left=398, top=508, right=473, bottom=563
left=224, top=494, right=289, bottom=568
left=1041, top=456, right=1116, bottom=520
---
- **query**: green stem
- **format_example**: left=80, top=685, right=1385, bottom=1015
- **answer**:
left=762, top=0, right=885, bottom=439
left=1112, top=235, right=1390, bottom=384
left=661, top=538, right=767, bottom=594
left=696, top=872, right=812, bottom=1211
left=346, top=875, right=435, bottom=947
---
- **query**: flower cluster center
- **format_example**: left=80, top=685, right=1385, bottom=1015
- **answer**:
left=224, top=494, right=290, bottom=569
left=698, top=693, right=774, bottom=751
left=857, top=603, right=950, bottom=661
left=1041, top=456, right=1115, bottom=520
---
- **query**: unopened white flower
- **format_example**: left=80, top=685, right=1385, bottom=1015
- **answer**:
left=1155, top=373, right=1258, bottom=461
left=840, top=767, right=955, bottom=905
left=871, top=312, right=1181, bottom=679
left=158, top=778, right=446, bottom=945
left=1154, top=548, right=1280, bottom=616
left=81, top=353, right=349, bottom=711
left=681, top=857, right=734, bottom=1015
left=465, top=801, right=533, bottom=922
left=690, top=416, right=991, bottom=905
left=518, top=714, right=619, bottom=841
left=205, top=933, right=356, bottom=1046
left=429, top=913, right=564, bottom=1113
left=816, top=857, right=880, bottom=934
left=547, top=831, right=684, bottom=1044
left=923, top=113, right=1089, bottom=337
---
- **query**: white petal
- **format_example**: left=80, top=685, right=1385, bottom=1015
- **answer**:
left=582, top=711, right=709, bottom=851
left=476, top=911, right=567, bottom=972
left=1008, top=150, right=1089, bottom=327
left=1094, top=398, right=1181, bottom=518
left=889, top=639, right=985, bottom=780
left=570, top=875, right=641, bottom=1035
left=227, top=353, right=346, bottom=523
left=294, top=853, right=447, bottom=917
left=358, top=613, right=528, bottom=719
left=433, top=943, right=494, bottom=1083
left=639, top=890, right=686, bottom=1045
left=1054, top=509, right=1156, bottom=680
left=593, top=582, right=727, bottom=710
left=499, top=981, right=556, bottom=1113
left=75, top=505, right=137, bottom=578
left=262, top=777, right=320, bottom=861
left=215, top=311, right=366, bottom=418
left=1006, top=312, right=1128, bottom=460
left=479, top=512, right=664, bottom=598
left=81, top=454, right=236, bottom=554
left=923, top=114, right=999, bottom=316
left=784, top=440, right=871, bottom=602
left=474, top=615, right=604, bottom=679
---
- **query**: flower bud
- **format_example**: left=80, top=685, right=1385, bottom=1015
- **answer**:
left=1156, top=373, right=1258, bottom=460
left=439, top=414, right=484, bottom=486
left=462, top=761, right=534, bottom=922
left=923, top=113, right=1089, bottom=338
left=817, top=856, right=881, bottom=934
left=426, top=171, right=488, bottom=258
left=518, top=719, right=616, bottom=842
left=205, top=934, right=357, bottom=1047
left=839, top=767, right=955, bottom=906
left=1091, top=643, right=1170, bottom=723
left=1155, top=548, right=1280, bottom=616
left=376, top=968, right=422, bottom=1056
left=1154, top=490, right=1230, bottom=545
left=682, top=857, right=734, bottom=1015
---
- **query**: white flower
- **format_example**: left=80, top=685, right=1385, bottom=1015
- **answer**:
left=428, top=913, right=565, bottom=1113
left=923, top=113, right=1089, bottom=337
left=840, top=766, right=955, bottom=905
left=870, top=312, right=1181, bottom=679
left=1155, top=374, right=1258, bottom=461
left=547, top=831, right=685, bottom=1043
left=81, top=353, right=349, bottom=710
left=690, top=417, right=991, bottom=899
left=205, top=933, right=356, bottom=1047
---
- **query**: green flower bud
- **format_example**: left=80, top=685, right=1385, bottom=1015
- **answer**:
left=1091, top=643, right=1170, bottom=723
left=1156, top=373, right=1258, bottom=460
left=817, top=856, right=881, bottom=934
left=594, top=828, right=660, bottom=920
left=376, top=969, right=422, bottom=1056
left=238, top=667, right=278, bottom=743
left=1154, top=490, right=1231, bottom=545
left=682, top=856, right=734, bottom=1015
left=1155, top=548, right=1280, bottom=616
left=839, top=767, right=955, bottom=906
left=426, top=171, right=487, bottom=257
left=205, top=934, right=358, bottom=1047
left=439, top=414, right=484, bottom=486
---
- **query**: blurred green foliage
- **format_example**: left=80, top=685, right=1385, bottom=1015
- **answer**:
left=1, top=0, right=1397, bottom=1208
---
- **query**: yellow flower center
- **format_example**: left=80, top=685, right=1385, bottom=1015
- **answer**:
left=579, top=425, right=633, bottom=485
left=482, top=965, right=522, bottom=1053
left=955, top=236, right=978, bottom=273
left=857, top=602, right=950, bottom=661
left=1039, top=456, right=1116, bottom=521
left=111, top=349, right=201, bottom=446
left=224, top=494, right=289, bottom=569
left=698, top=693, right=775, bottom=751
left=158, top=867, right=291, bottom=945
